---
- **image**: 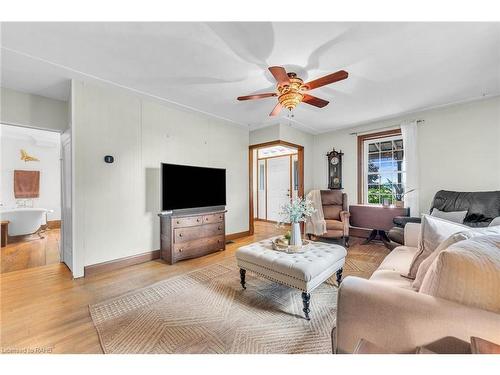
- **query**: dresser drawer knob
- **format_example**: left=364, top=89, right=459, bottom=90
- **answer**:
left=179, top=233, right=183, bottom=237
left=179, top=248, right=183, bottom=252
left=196, top=218, right=200, bottom=222
left=218, top=226, right=222, bottom=230
left=176, top=221, right=180, bottom=224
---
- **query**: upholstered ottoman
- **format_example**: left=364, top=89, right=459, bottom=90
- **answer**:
left=236, top=238, right=347, bottom=320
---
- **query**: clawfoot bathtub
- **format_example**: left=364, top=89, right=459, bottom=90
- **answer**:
left=0, top=208, right=52, bottom=237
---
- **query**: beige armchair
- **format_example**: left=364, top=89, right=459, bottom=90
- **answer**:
left=310, top=190, right=350, bottom=247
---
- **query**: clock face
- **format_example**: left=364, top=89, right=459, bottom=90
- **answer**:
left=330, top=156, right=339, bottom=165
left=333, top=177, right=340, bottom=185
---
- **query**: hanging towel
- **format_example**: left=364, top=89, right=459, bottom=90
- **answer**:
left=305, top=190, right=327, bottom=236
left=14, top=170, right=40, bottom=198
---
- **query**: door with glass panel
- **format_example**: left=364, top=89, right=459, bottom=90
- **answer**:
left=267, top=156, right=291, bottom=222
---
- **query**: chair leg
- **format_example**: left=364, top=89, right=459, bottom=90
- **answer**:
left=344, top=236, right=349, bottom=248
left=336, top=268, right=343, bottom=285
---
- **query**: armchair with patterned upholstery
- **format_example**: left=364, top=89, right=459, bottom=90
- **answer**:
left=309, top=190, right=350, bottom=247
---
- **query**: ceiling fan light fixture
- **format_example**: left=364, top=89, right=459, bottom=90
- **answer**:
left=236, top=66, right=348, bottom=116
left=277, top=73, right=304, bottom=110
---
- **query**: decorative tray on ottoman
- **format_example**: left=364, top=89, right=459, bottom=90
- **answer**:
left=271, top=237, right=311, bottom=253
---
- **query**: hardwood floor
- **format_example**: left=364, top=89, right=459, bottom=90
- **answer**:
left=1, top=228, right=60, bottom=274
left=0, top=221, right=388, bottom=354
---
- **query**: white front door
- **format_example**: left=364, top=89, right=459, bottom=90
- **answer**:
left=267, top=156, right=291, bottom=222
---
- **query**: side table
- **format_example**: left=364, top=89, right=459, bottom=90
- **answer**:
left=349, top=204, right=409, bottom=246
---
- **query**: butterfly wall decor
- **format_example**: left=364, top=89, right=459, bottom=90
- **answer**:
left=20, top=149, right=39, bottom=162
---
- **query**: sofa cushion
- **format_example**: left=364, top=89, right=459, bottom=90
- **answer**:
left=369, top=270, right=414, bottom=290
left=407, top=215, right=468, bottom=279
left=490, top=217, right=500, bottom=226
left=325, top=219, right=344, bottom=231
left=413, top=226, right=500, bottom=290
left=377, top=245, right=418, bottom=274
left=412, top=232, right=471, bottom=290
left=323, top=205, right=342, bottom=220
left=419, top=235, right=500, bottom=313
left=431, top=208, right=468, bottom=224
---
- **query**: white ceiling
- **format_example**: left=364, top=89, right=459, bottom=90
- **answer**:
left=1, top=22, right=499, bottom=134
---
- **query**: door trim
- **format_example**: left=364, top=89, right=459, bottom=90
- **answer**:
left=249, top=140, right=304, bottom=236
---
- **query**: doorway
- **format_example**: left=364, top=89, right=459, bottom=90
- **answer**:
left=249, top=140, right=304, bottom=235
left=0, top=124, right=64, bottom=273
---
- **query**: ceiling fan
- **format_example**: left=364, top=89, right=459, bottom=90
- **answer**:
left=237, top=66, right=348, bottom=116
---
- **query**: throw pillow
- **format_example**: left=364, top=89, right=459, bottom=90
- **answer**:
left=430, top=208, right=468, bottom=223
left=412, top=225, right=500, bottom=290
left=419, top=234, right=500, bottom=313
left=407, top=215, right=468, bottom=279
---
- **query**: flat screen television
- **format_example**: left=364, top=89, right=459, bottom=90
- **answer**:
left=161, top=163, right=226, bottom=211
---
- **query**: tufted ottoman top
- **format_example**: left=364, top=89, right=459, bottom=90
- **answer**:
left=236, top=237, right=347, bottom=282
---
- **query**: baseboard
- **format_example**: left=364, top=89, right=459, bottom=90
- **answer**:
left=226, top=231, right=250, bottom=241
left=254, top=219, right=290, bottom=226
left=47, top=220, right=61, bottom=229
left=85, top=231, right=252, bottom=277
left=84, top=250, right=161, bottom=277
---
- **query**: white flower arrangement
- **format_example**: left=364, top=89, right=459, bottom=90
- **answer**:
left=278, top=197, right=316, bottom=224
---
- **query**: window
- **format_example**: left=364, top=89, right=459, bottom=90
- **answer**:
left=361, top=134, right=404, bottom=204
left=259, top=164, right=265, bottom=190
left=293, top=160, right=299, bottom=191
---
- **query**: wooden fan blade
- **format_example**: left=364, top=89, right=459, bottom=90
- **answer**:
left=302, top=94, right=329, bottom=108
left=268, top=66, right=290, bottom=86
left=237, top=93, right=277, bottom=101
left=269, top=103, right=283, bottom=116
left=304, top=70, right=348, bottom=90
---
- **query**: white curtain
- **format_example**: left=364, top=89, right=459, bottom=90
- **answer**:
left=400, top=120, right=420, bottom=216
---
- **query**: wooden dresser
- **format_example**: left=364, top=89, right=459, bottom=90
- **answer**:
left=159, top=209, right=226, bottom=264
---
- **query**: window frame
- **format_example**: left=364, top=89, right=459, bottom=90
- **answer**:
left=357, top=128, right=402, bottom=204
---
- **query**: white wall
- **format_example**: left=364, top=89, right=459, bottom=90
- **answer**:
left=0, top=124, right=61, bottom=220
left=1, top=87, right=69, bottom=132
left=278, top=124, right=315, bottom=194
left=313, top=96, right=500, bottom=214
left=249, top=124, right=280, bottom=145
left=72, top=81, right=249, bottom=267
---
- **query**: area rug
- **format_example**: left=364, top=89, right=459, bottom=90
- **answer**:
left=89, top=258, right=338, bottom=354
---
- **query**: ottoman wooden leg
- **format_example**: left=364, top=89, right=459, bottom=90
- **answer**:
left=336, top=268, right=343, bottom=286
left=301, top=292, right=311, bottom=320
left=239, top=268, right=246, bottom=289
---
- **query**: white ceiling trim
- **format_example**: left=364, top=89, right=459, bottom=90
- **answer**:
left=1, top=46, right=250, bottom=129
left=317, top=92, right=500, bottom=135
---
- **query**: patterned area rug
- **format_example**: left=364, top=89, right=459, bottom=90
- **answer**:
left=89, top=258, right=339, bottom=354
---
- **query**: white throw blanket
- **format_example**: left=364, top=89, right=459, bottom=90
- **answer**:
left=305, top=190, right=327, bottom=236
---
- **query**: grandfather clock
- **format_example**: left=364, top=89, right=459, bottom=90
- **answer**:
left=327, top=148, right=343, bottom=190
